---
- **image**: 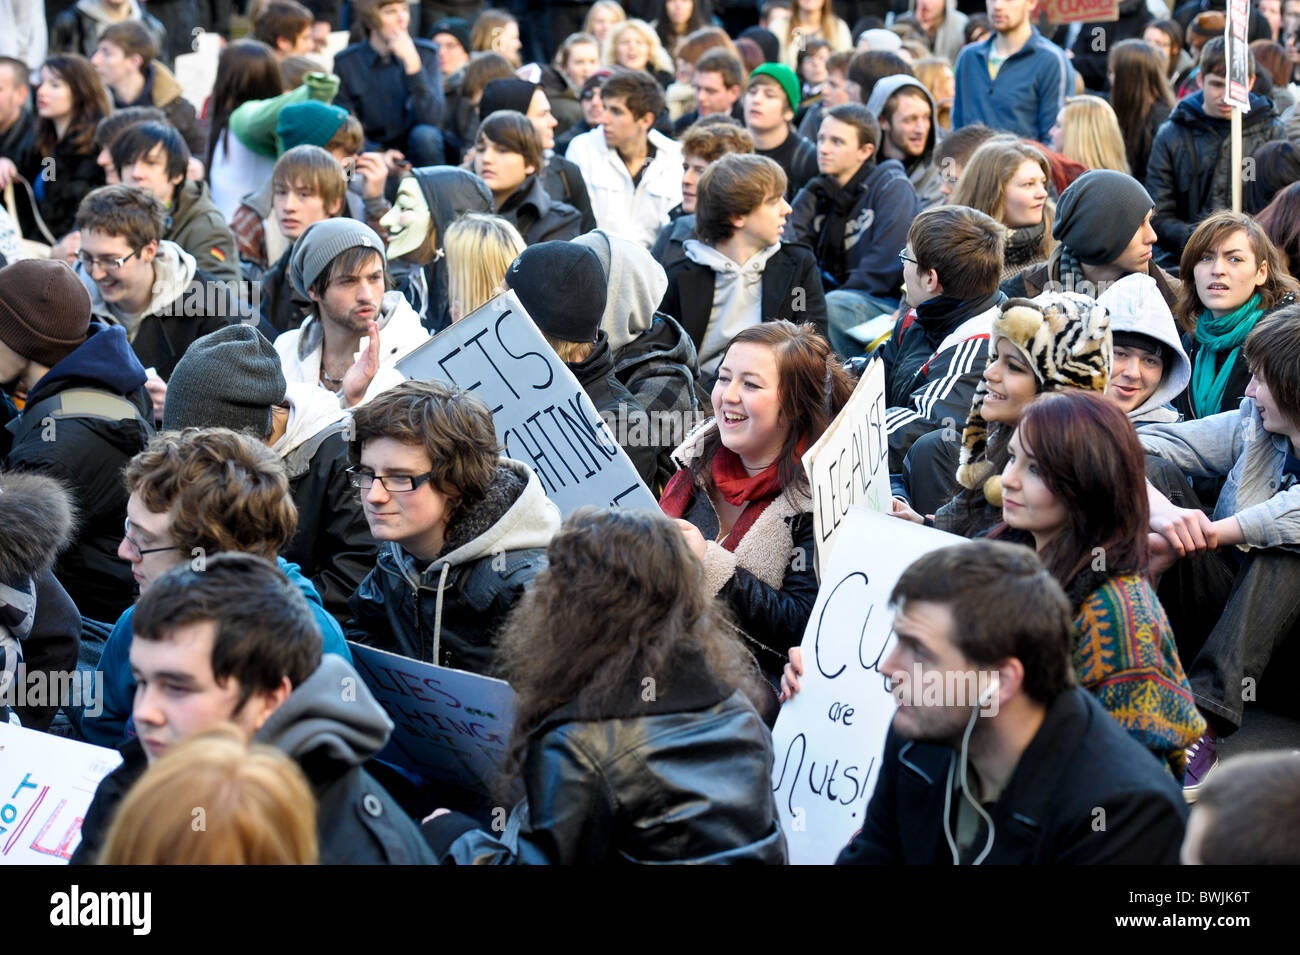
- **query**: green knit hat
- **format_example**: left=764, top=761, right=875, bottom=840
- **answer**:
left=749, top=62, right=800, bottom=114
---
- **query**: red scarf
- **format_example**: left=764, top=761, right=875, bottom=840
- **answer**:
left=711, top=445, right=785, bottom=506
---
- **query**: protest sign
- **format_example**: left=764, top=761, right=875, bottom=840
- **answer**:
left=1226, top=0, right=1251, bottom=110
left=1041, top=0, right=1118, bottom=23
left=349, top=643, right=517, bottom=798
left=396, top=290, right=658, bottom=515
left=801, top=357, right=889, bottom=577
left=770, top=509, right=966, bottom=865
left=0, top=723, right=122, bottom=865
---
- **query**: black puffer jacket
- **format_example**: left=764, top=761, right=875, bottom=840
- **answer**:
left=423, top=647, right=788, bottom=864
left=496, top=173, right=582, bottom=245
left=346, top=461, right=560, bottom=675
left=1146, top=91, right=1284, bottom=258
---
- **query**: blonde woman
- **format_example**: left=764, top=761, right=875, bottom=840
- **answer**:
left=783, top=0, right=851, bottom=68
left=471, top=8, right=523, bottom=67
left=1049, top=95, right=1131, bottom=175
left=951, top=137, right=1056, bottom=280
left=585, top=1, right=628, bottom=50
left=607, top=19, right=676, bottom=86
left=99, top=725, right=319, bottom=865
left=446, top=212, right=527, bottom=323
left=913, top=56, right=955, bottom=131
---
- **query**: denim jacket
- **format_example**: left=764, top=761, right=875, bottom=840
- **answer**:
left=1138, top=397, right=1300, bottom=551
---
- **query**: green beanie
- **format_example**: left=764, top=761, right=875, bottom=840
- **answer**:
left=749, top=62, right=800, bottom=115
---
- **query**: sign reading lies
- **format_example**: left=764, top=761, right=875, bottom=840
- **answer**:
left=801, top=357, right=889, bottom=577
left=396, top=290, right=658, bottom=515
left=770, top=509, right=966, bottom=865
left=349, top=642, right=516, bottom=798
left=1042, top=0, right=1118, bottom=23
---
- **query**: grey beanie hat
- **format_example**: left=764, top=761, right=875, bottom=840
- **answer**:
left=289, top=218, right=387, bottom=299
left=162, top=324, right=288, bottom=437
left=1052, top=170, right=1155, bottom=266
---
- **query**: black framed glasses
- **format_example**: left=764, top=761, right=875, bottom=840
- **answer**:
left=347, top=467, right=436, bottom=493
left=122, top=517, right=181, bottom=560
left=77, top=247, right=141, bottom=273
left=898, top=247, right=918, bottom=265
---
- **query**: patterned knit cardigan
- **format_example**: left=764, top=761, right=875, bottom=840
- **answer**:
left=1072, top=572, right=1206, bottom=781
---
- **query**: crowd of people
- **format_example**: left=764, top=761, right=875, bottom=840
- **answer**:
left=1, top=0, right=1299, bottom=867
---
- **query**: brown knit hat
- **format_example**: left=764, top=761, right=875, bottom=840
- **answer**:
left=0, top=259, right=92, bottom=366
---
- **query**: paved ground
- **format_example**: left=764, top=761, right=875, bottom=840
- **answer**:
left=1221, top=707, right=1300, bottom=757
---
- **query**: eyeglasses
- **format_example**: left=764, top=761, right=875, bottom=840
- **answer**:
left=77, top=247, right=141, bottom=273
left=347, top=467, right=436, bottom=493
left=898, top=247, right=918, bottom=265
left=122, top=517, right=181, bottom=560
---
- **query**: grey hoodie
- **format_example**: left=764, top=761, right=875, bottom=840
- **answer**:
left=865, top=75, right=944, bottom=210
left=80, top=239, right=197, bottom=339
left=574, top=229, right=668, bottom=354
left=1097, top=273, right=1191, bottom=425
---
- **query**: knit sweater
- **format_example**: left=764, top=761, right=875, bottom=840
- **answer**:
left=1072, top=572, right=1205, bottom=781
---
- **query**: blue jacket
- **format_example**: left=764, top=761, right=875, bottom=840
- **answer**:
left=951, top=28, right=1074, bottom=143
left=80, top=558, right=353, bottom=749
left=332, top=38, right=445, bottom=153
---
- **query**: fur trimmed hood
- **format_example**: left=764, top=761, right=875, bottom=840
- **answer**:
left=956, top=292, right=1112, bottom=503
left=0, top=472, right=78, bottom=583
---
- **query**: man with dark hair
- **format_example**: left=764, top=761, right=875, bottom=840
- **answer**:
left=163, top=324, right=377, bottom=622
left=110, top=122, right=239, bottom=281
left=934, top=122, right=996, bottom=201
left=252, top=0, right=317, bottom=62
left=674, top=49, right=746, bottom=134
left=0, top=258, right=152, bottom=624
left=72, top=553, right=436, bottom=865
left=0, top=57, right=34, bottom=181
left=272, top=217, right=429, bottom=407
left=866, top=74, right=943, bottom=209
left=73, top=185, right=240, bottom=408
left=91, top=106, right=165, bottom=185
left=332, top=0, right=446, bottom=171
left=78, top=427, right=354, bottom=750
left=346, top=380, right=560, bottom=673
left=884, top=204, right=1007, bottom=473
left=49, top=0, right=170, bottom=67
left=845, top=49, right=912, bottom=106
left=797, top=50, right=857, bottom=143
left=1147, top=37, right=1284, bottom=262
left=566, top=71, right=683, bottom=249
left=743, top=63, right=817, bottom=200
left=789, top=102, right=920, bottom=357
left=951, top=0, right=1073, bottom=142
left=836, top=540, right=1188, bottom=865
left=91, top=21, right=204, bottom=163
left=1183, top=751, right=1300, bottom=864
left=660, top=154, right=826, bottom=376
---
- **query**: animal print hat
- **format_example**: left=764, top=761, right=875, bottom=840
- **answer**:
left=955, top=292, right=1113, bottom=505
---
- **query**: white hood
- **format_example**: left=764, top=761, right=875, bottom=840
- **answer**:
left=273, top=381, right=352, bottom=458
left=1097, top=273, right=1191, bottom=423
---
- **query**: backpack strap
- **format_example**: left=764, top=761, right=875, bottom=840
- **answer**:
left=7, top=389, right=154, bottom=447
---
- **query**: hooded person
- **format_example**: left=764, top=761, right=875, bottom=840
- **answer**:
left=345, top=380, right=561, bottom=675
left=478, top=77, right=596, bottom=234
left=504, top=242, right=660, bottom=488
left=49, top=0, right=169, bottom=65
left=1002, top=169, right=1182, bottom=310
left=865, top=74, right=943, bottom=210
left=901, top=291, right=1113, bottom=521
left=1097, top=273, right=1192, bottom=426
left=1, top=258, right=154, bottom=624
left=163, top=325, right=377, bottom=623
left=0, top=472, right=81, bottom=731
left=377, top=166, right=493, bottom=333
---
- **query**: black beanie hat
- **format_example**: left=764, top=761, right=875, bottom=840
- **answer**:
left=0, top=259, right=90, bottom=367
left=162, top=324, right=288, bottom=437
left=1052, top=169, right=1155, bottom=266
left=480, top=78, right=539, bottom=119
left=739, top=26, right=780, bottom=64
left=1112, top=330, right=1170, bottom=368
left=505, top=242, right=607, bottom=343
left=429, top=16, right=471, bottom=54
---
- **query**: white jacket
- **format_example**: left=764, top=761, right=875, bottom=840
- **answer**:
left=274, top=290, right=428, bottom=406
left=565, top=127, right=683, bottom=250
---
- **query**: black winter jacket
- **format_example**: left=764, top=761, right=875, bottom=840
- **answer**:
left=650, top=211, right=694, bottom=274
left=283, top=422, right=377, bottom=624
left=496, top=173, right=582, bottom=245
left=659, top=242, right=829, bottom=370
left=3, top=323, right=152, bottom=623
left=423, top=648, right=788, bottom=864
left=1146, top=91, right=1283, bottom=258
left=569, top=331, right=659, bottom=487
left=19, top=134, right=105, bottom=241
left=837, top=688, right=1188, bottom=865
left=49, top=6, right=169, bottom=65
left=540, top=155, right=597, bottom=235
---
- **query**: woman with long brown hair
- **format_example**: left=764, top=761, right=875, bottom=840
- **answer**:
left=659, top=322, right=852, bottom=682
left=1173, top=211, right=1299, bottom=420
left=24, top=55, right=110, bottom=239
left=950, top=138, right=1055, bottom=282
left=423, top=507, right=787, bottom=865
left=996, top=390, right=1204, bottom=779
left=1107, top=40, right=1175, bottom=183
left=204, top=39, right=285, bottom=220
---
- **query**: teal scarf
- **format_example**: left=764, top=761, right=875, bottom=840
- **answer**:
left=1191, top=292, right=1263, bottom=418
